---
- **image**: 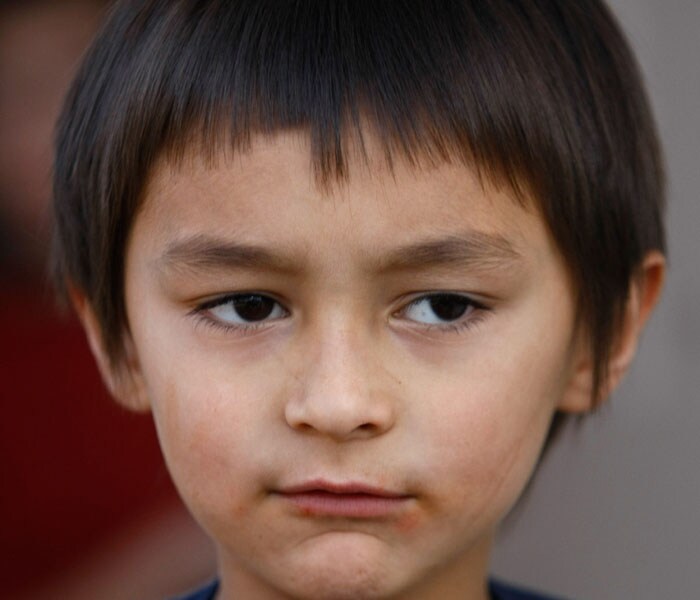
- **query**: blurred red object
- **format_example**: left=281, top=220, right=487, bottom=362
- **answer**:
left=0, top=284, right=177, bottom=597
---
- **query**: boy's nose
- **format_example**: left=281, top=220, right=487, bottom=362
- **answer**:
left=284, top=325, right=398, bottom=441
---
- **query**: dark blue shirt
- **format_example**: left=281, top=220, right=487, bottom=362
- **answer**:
left=173, top=579, right=567, bottom=599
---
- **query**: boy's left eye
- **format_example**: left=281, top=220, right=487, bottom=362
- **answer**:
left=401, top=293, right=479, bottom=325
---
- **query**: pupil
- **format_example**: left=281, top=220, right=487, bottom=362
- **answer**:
left=233, top=295, right=274, bottom=321
left=429, top=295, right=468, bottom=321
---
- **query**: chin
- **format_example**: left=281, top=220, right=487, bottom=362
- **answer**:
left=279, top=569, right=394, bottom=600
left=269, top=534, right=408, bottom=600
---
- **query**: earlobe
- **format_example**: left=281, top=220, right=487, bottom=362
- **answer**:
left=558, top=250, right=666, bottom=414
left=558, top=347, right=596, bottom=414
left=69, top=286, right=151, bottom=412
left=605, top=250, right=666, bottom=394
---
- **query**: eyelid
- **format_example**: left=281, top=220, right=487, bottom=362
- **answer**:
left=394, top=291, right=490, bottom=332
left=195, top=291, right=287, bottom=310
left=396, top=291, right=487, bottom=313
left=191, top=292, right=289, bottom=333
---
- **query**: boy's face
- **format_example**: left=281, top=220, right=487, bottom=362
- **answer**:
left=121, top=132, right=585, bottom=599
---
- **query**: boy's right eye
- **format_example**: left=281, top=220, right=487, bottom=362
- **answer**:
left=197, top=293, right=288, bottom=327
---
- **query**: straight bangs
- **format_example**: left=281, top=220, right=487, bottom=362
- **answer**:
left=95, top=0, right=560, bottom=189
left=54, top=0, right=665, bottom=398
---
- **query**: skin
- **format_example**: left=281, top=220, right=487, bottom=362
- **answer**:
left=79, top=131, right=664, bottom=600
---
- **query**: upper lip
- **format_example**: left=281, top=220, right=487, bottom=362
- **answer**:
left=277, top=479, right=408, bottom=498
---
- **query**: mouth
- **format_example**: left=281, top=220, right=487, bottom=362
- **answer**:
left=274, top=479, right=412, bottom=518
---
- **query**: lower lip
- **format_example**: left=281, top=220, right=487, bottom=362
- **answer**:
left=277, top=491, right=410, bottom=518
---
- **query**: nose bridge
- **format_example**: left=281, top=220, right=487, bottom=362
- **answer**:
left=315, top=318, right=373, bottom=406
left=284, top=309, right=396, bottom=440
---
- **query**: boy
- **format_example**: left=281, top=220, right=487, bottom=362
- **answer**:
left=52, top=1, right=666, bottom=599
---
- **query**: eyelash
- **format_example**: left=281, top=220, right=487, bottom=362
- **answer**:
left=190, top=292, right=489, bottom=335
left=396, top=293, right=488, bottom=335
left=192, top=313, right=271, bottom=336
left=190, top=293, right=289, bottom=336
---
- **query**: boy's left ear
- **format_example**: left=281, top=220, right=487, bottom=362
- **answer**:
left=559, top=250, right=666, bottom=413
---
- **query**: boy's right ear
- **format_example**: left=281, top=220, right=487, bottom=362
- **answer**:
left=558, top=250, right=666, bottom=413
left=69, top=286, right=151, bottom=412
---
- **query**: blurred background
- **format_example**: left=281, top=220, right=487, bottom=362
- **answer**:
left=0, top=1, right=216, bottom=599
left=0, top=1, right=697, bottom=599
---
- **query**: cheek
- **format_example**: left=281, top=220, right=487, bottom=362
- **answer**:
left=141, top=349, right=275, bottom=528
left=421, top=385, right=547, bottom=516
left=415, top=321, right=572, bottom=527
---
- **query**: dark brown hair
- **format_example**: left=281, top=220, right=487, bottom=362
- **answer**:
left=53, top=0, right=665, bottom=405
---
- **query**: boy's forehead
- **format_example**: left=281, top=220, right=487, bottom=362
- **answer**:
left=137, top=131, right=549, bottom=269
left=137, top=144, right=551, bottom=289
left=149, top=129, right=534, bottom=214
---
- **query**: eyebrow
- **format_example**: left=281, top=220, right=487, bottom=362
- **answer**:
left=156, top=234, right=298, bottom=274
left=378, top=232, right=522, bottom=273
left=156, top=231, right=522, bottom=276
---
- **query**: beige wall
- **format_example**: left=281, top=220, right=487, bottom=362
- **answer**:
left=492, top=1, right=700, bottom=598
